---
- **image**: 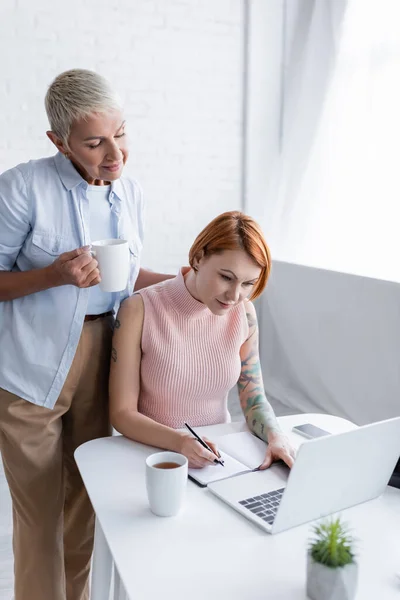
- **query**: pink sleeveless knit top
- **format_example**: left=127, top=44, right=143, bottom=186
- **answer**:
left=137, top=268, right=249, bottom=429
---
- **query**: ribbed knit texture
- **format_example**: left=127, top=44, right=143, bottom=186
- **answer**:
left=138, top=268, right=249, bottom=429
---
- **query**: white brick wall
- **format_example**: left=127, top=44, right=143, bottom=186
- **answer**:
left=0, top=0, right=245, bottom=272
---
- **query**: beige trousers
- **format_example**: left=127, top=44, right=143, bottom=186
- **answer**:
left=0, top=316, right=113, bottom=600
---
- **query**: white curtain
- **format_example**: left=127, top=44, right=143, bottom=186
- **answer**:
left=257, top=0, right=400, bottom=423
left=264, top=0, right=400, bottom=283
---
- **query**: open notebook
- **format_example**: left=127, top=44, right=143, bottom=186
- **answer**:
left=188, top=431, right=272, bottom=487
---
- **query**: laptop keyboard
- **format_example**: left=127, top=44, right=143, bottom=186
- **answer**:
left=238, top=488, right=285, bottom=525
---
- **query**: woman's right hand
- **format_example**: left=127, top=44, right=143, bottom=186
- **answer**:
left=177, top=434, right=220, bottom=469
left=48, top=246, right=101, bottom=288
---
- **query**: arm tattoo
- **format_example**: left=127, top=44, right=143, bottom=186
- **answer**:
left=246, top=403, right=281, bottom=442
left=237, top=351, right=260, bottom=392
left=114, top=319, right=121, bottom=329
left=238, top=309, right=281, bottom=441
left=246, top=310, right=257, bottom=331
left=111, top=347, right=118, bottom=363
left=237, top=312, right=259, bottom=392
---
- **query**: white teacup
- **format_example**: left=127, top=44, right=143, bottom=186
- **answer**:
left=145, top=451, right=188, bottom=517
left=91, top=239, right=130, bottom=292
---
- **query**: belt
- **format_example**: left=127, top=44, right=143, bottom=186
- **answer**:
left=84, top=311, right=113, bottom=322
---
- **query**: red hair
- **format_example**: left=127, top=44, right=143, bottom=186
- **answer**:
left=189, top=211, right=271, bottom=300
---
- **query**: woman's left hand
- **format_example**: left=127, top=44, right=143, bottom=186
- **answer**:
left=258, top=432, right=296, bottom=470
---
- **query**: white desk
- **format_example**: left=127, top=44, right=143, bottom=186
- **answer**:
left=75, top=414, right=400, bottom=600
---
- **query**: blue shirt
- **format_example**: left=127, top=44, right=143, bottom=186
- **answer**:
left=0, top=152, right=144, bottom=408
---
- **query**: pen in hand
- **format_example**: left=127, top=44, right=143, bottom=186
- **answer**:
left=184, top=422, right=225, bottom=467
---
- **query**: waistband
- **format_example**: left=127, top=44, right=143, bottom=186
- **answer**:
left=84, top=311, right=113, bottom=322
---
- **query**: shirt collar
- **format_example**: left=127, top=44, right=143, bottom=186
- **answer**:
left=54, top=152, right=85, bottom=190
left=110, top=177, right=124, bottom=199
left=54, top=152, right=125, bottom=200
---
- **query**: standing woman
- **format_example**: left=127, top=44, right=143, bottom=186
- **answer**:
left=0, top=69, right=169, bottom=600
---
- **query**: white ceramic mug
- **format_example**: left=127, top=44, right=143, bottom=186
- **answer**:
left=145, top=451, right=188, bottom=517
left=91, top=239, right=130, bottom=292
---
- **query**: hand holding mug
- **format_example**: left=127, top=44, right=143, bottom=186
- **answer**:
left=49, top=246, right=100, bottom=288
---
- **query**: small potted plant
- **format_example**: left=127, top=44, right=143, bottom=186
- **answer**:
left=307, top=516, right=358, bottom=600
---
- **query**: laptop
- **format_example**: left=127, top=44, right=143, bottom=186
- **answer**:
left=208, top=416, right=400, bottom=534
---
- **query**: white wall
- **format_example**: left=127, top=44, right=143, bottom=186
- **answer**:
left=244, top=0, right=283, bottom=217
left=0, top=0, right=245, bottom=272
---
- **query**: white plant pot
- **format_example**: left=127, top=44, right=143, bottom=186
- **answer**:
left=306, top=554, right=358, bottom=600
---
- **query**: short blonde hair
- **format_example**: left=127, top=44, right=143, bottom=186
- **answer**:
left=189, top=211, right=272, bottom=300
left=45, top=69, right=121, bottom=146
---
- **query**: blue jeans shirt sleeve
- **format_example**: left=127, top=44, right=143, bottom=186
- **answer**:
left=0, top=166, right=31, bottom=270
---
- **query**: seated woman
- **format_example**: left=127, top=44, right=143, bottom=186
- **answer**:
left=109, top=211, right=296, bottom=469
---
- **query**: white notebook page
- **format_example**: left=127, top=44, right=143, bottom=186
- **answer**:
left=188, top=450, right=250, bottom=486
left=217, top=429, right=306, bottom=469
left=187, top=430, right=305, bottom=486
left=217, top=431, right=268, bottom=470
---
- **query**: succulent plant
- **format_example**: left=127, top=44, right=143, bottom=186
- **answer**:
left=309, top=516, right=355, bottom=568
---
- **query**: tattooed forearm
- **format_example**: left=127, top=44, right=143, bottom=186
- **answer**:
left=246, top=405, right=281, bottom=442
left=243, top=393, right=281, bottom=442
left=111, top=347, right=118, bottom=363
